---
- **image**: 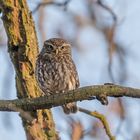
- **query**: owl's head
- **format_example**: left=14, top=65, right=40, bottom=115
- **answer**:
left=41, top=38, right=72, bottom=56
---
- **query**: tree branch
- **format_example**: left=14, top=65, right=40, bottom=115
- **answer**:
left=79, top=107, right=115, bottom=140
left=96, top=0, right=117, bottom=22
left=33, top=0, right=71, bottom=13
left=0, top=84, right=139, bottom=112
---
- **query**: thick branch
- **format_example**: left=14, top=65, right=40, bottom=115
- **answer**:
left=0, top=84, right=139, bottom=111
left=0, top=0, right=58, bottom=139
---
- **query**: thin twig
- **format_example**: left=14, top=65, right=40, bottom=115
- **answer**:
left=8, top=103, right=34, bottom=123
left=33, top=0, right=71, bottom=13
left=96, top=0, right=117, bottom=22
left=79, top=107, right=115, bottom=140
left=95, top=0, right=118, bottom=83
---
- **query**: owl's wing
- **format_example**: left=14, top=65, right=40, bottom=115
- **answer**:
left=71, top=60, right=80, bottom=88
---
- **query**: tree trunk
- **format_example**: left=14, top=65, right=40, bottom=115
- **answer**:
left=0, top=0, right=58, bottom=139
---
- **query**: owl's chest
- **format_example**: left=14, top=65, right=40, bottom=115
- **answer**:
left=41, top=59, right=75, bottom=91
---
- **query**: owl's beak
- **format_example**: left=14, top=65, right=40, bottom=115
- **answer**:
left=55, top=49, right=59, bottom=55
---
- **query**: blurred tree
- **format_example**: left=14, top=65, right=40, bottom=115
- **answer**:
left=0, top=0, right=140, bottom=140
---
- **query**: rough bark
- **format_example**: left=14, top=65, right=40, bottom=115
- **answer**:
left=0, top=0, right=58, bottom=140
left=0, top=84, right=140, bottom=112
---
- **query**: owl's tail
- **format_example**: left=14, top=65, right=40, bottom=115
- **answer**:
left=62, top=102, right=78, bottom=114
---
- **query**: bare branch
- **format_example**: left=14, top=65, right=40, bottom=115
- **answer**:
left=0, top=84, right=140, bottom=112
left=33, top=0, right=71, bottom=13
left=7, top=103, right=34, bottom=123
left=96, top=0, right=117, bottom=22
left=79, top=107, right=115, bottom=140
left=69, top=119, right=84, bottom=140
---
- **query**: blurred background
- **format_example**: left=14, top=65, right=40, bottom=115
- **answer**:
left=0, top=0, right=140, bottom=140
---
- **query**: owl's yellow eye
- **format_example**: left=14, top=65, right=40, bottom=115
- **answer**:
left=47, top=45, right=53, bottom=51
left=61, top=46, right=64, bottom=49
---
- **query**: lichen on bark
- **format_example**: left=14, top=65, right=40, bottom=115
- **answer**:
left=0, top=0, right=58, bottom=139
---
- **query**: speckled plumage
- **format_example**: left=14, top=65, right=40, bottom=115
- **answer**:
left=35, top=38, right=79, bottom=114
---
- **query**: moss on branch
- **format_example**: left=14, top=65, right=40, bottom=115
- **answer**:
left=0, top=84, right=139, bottom=111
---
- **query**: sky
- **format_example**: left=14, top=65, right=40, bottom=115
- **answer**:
left=0, top=0, right=140, bottom=140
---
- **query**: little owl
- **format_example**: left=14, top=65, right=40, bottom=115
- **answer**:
left=35, top=38, right=79, bottom=114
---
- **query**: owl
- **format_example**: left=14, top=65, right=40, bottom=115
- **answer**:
left=35, top=38, right=79, bottom=114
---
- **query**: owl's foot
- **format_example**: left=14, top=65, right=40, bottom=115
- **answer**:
left=62, top=102, right=78, bottom=114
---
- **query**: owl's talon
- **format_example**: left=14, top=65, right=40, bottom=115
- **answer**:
left=96, top=94, right=108, bottom=105
left=62, top=102, right=78, bottom=114
left=88, top=96, right=96, bottom=100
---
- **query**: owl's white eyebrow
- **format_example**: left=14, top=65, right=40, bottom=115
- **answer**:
left=44, top=42, right=53, bottom=46
left=62, top=43, right=70, bottom=47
